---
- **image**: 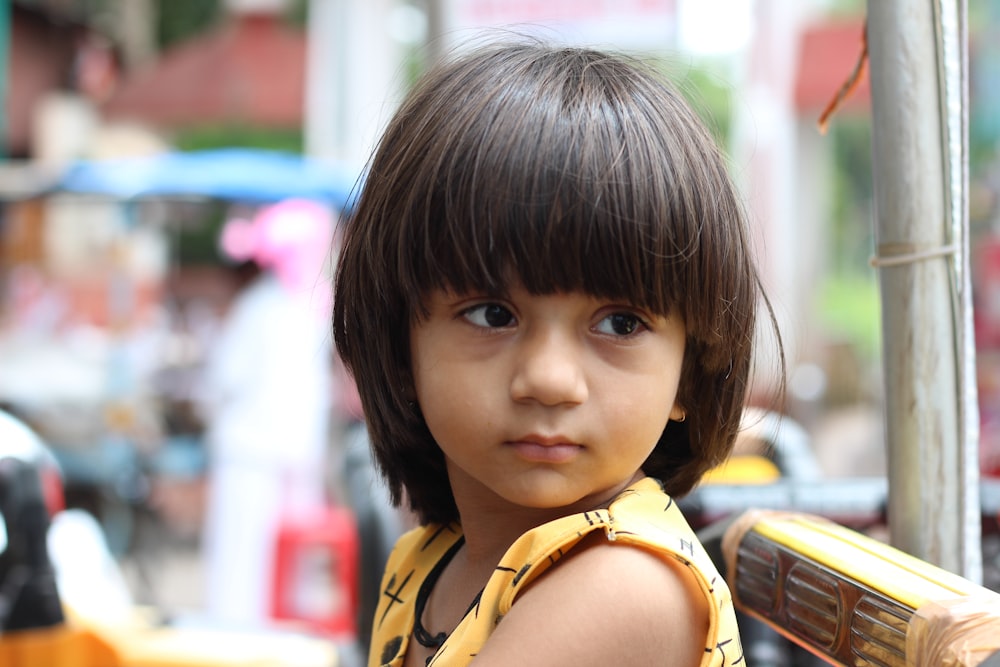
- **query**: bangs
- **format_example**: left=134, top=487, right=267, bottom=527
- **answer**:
left=386, top=48, right=714, bottom=318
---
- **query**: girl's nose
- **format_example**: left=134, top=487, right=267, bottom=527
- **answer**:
left=509, top=330, right=588, bottom=406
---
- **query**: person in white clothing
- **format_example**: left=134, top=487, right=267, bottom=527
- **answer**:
left=197, top=199, right=334, bottom=626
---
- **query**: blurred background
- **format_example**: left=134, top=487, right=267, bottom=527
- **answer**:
left=2, top=0, right=1000, bottom=655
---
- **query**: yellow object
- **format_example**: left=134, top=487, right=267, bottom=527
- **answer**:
left=722, top=510, right=1000, bottom=667
left=700, top=455, right=782, bottom=485
left=0, top=623, right=117, bottom=667
left=0, top=607, right=340, bottom=667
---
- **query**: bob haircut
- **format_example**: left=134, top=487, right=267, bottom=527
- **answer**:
left=334, top=41, right=765, bottom=526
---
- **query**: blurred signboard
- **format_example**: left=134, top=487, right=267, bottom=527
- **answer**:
left=440, top=0, right=678, bottom=51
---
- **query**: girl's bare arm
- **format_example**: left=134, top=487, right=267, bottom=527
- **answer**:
left=471, top=533, right=711, bottom=667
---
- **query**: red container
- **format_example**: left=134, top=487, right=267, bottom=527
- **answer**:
left=270, top=506, right=360, bottom=639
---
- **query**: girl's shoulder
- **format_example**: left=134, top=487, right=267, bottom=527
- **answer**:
left=505, top=477, right=714, bottom=579
left=473, top=529, right=714, bottom=666
left=603, top=477, right=712, bottom=560
left=469, top=479, right=742, bottom=666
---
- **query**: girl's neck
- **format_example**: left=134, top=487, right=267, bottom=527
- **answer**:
left=453, top=471, right=647, bottom=565
left=458, top=504, right=553, bottom=566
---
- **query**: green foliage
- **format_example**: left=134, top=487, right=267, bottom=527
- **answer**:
left=825, top=0, right=866, bottom=17
left=154, top=0, right=221, bottom=51
left=285, top=0, right=309, bottom=28
left=819, top=273, right=882, bottom=361
left=675, top=62, right=734, bottom=148
left=154, top=0, right=309, bottom=50
left=828, top=117, right=875, bottom=275
left=172, top=125, right=304, bottom=153
left=820, top=115, right=881, bottom=364
left=170, top=202, right=228, bottom=266
left=652, top=58, right=735, bottom=148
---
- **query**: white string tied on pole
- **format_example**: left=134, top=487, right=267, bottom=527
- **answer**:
left=869, top=243, right=959, bottom=268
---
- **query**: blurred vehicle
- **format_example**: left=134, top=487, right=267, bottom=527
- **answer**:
left=0, top=407, right=65, bottom=517
left=1, top=406, right=352, bottom=667
left=0, top=408, right=66, bottom=633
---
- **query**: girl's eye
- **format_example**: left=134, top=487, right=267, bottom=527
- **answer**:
left=463, top=303, right=515, bottom=328
left=595, top=312, right=645, bottom=337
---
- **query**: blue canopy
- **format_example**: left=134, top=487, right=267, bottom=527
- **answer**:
left=58, top=148, right=363, bottom=211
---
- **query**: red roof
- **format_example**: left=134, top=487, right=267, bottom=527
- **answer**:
left=795, top=19, right=870, bottom=113
left=102, top=14, right=306, bottom=129
left=102, top=14, right=864, bottom=130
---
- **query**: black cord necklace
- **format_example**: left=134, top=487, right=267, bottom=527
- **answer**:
left=412, top=536, right=484, bottom=649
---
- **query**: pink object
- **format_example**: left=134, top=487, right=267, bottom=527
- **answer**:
left=220, top=199, right=334, bottom=296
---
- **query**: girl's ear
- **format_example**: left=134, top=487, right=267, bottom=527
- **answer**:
left=669, top=403, right=686, bottom=423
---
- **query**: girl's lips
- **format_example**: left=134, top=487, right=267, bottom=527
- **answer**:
left=506, top=438, right=582, bottom=463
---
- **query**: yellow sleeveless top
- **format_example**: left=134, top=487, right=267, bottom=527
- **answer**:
left=368, top=477, right=743, bottom=666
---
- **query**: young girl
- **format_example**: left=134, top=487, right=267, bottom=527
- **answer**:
left=334, top=40, right=765, bottom=667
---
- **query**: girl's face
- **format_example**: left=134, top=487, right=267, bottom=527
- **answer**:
left=410, top=284, right=686, bottom=516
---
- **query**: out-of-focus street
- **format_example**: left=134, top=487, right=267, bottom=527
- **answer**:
left=4, top=0, right=1000, bottom=665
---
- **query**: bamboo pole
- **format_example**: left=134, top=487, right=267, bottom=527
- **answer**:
left=866, top=0, right=980, bottom=579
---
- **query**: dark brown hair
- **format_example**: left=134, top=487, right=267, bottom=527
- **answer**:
left=334, top=41, right=765, bottom=525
